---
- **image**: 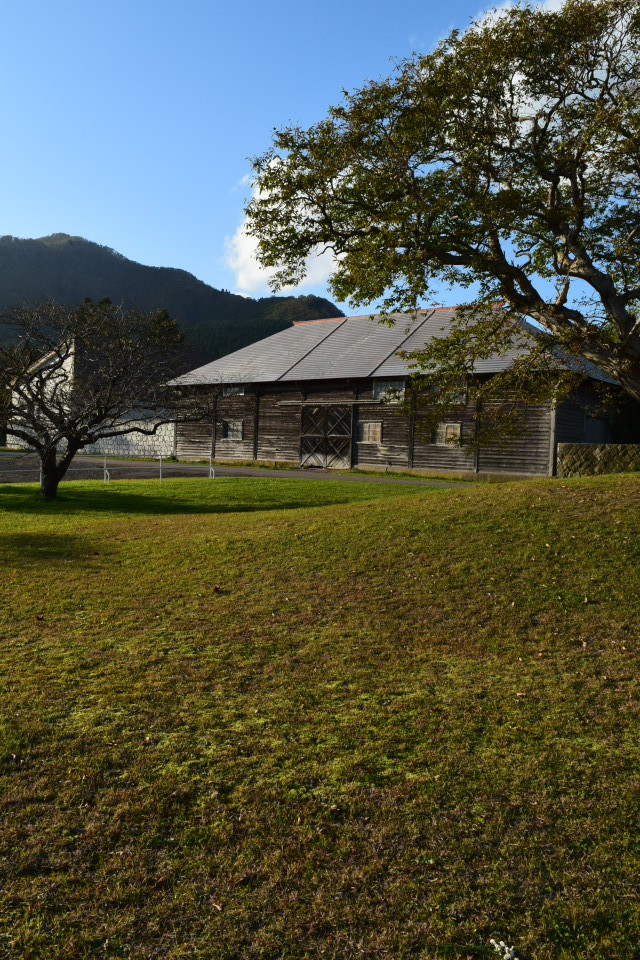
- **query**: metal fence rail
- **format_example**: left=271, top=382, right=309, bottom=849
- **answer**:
left=0, top=454, right=217, bottom=485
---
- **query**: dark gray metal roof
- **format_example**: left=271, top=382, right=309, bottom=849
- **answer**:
left=280, top=314, right=422, bottom=381
left=171, top=318, right=345, bottom=385
left=372, top=308, right=533, bottom=376
left=171, top=309, right=613, bottom=386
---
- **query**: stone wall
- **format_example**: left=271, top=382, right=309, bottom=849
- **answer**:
left=9, top=419, right=176, bottom=458
left=81, top=420, right=176, bottom=458
left=556, top=443, right=640, bottom=477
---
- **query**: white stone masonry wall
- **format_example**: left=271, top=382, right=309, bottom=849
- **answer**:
left=81, top=420, right=176, bottom=457
left=9, top=419, right=176, bottom=458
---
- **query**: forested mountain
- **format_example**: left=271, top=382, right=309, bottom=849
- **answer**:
left=0, top=234, right=343, bottom=358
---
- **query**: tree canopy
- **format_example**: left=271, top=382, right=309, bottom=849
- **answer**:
left=247, top=0, right=640, bottom=405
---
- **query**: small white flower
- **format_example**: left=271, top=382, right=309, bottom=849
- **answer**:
left=489, top=940, right=520, bottom=960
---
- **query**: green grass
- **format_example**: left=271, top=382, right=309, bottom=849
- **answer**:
left=0, top=475, right=638, bottom=959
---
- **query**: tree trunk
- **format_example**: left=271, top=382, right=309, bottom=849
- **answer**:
left=39, top=448, right=60, bottom=501
left=38, top=443, right=80, bottom=500
left=617, top=367, right=640, bottom=407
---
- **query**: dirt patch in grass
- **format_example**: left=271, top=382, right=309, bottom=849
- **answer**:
left=0, top=475, right=638, bottom=959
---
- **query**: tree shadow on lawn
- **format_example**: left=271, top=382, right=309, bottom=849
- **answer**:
left=0, top=532, right=93, bottom=563
left=0, top=478, right=411, bottom=518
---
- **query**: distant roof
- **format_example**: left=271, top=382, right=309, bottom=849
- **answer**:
left=170, top=308, right=613, bottom=386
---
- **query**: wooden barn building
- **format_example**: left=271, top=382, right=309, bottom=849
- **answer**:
left=170, top=309, right=614, bottom=478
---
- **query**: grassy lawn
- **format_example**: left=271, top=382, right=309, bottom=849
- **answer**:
left=0, top=475, right=638, bottom=959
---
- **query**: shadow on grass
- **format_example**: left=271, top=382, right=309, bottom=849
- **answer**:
left=0, top=478, right=413, bottom=517
left=0, top=532, right=93, bottom=563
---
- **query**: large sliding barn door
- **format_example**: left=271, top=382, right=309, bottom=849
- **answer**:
left=300, top=405, right=352, bottom=469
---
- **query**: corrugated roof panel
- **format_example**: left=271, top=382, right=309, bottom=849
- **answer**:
left=373, top=310, right=451, bottom=376
left=374, top=308, right=535, bottom=377
left=170, top=318, right=345, bottom=385
left=280, top=314, right=417, bottom=380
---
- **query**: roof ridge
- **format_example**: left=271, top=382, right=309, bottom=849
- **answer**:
left=293, top=317, right=345, bottom=326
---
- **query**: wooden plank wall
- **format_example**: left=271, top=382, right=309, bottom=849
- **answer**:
left=412, top=407, right=476, bottom=472
left=256, top=390, right=303, bottom=462
left=175, top=420, right=213, bottom=459
left=304, top=385, right=357, bottom=402
left=214, top=395, right=256, bottom=461
left=476, top=403, right=552, bottom=475
left=556, top=396, right=586, bottom=444
left=354, top=396, right=411, bottom=467
left=556, top=384, right=612, bottom=444
left=353, top=384, right=404, bottom=467
left=175, top=380, right=555, bottom=475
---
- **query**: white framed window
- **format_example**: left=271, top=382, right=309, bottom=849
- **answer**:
left=357, top=421, right=382, bottom=443
left=372, top=379, right=405, bottom=403
left=435, top=422, right=462, bottom=445
left=222, top=420, right=243, bottom=440
left=222, top=384, right=245, bottom=396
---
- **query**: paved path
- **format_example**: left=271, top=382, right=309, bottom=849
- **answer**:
left=0, top=451, right=467, bottom=488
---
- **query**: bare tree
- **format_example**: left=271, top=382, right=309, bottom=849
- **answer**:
left=0, top=300, right=210, bottom=499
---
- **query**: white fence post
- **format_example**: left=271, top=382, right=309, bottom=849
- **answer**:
left=159, top=455, right=162, bottom=483
left=103, top=456, right=110, bottom=484
left=209, top=455, right=215, bottom=479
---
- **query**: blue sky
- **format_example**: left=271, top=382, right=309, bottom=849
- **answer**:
left=0, top=0, right=510, bottom=311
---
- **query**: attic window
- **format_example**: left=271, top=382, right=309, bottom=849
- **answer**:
left=435, top=422, right=462, bottom=446
left=222, top=420, right=243, bottom=440
left=373, top=379, right=405, bottom=403
left=222, top=385, right=245, bottom=396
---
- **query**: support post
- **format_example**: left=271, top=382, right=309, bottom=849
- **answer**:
left=548, top=403, right=558, bottom=477
left=408, top=410, right=415, bottom=469
left=253, top=390, right=259, bottom=461
left=211, top=396, right=217, bottom=460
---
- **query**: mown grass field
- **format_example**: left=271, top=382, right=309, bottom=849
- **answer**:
left=0, top=475, right=638, bottom=960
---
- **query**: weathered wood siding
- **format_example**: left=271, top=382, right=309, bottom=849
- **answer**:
left=556, top=385, right=611, bottom=444
left=214, top=394, right=256, bottom=461
left=351, top=383, right=400, bottom=468
left=175, top=420, right=213, bottom=459
left=256, top=390, right=303, bottom=462
left=476, top=403, right=552, bottom=475
left=175, top=379, right=557, bottom=475
left=354, top=403, right=411, bottom=468
left=412, top=407, right=476, bottom=472
left=556, top=396, right=586, bottom=444
left=303, top=385, right=357, bottom=402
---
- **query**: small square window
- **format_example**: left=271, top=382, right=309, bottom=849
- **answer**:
left=222, top=420, right=243, bottom=440
left=435, top=422, right=462, bottom=445
left=357, top=421, right=382, bottom=443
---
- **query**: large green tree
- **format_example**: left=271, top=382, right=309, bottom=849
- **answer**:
left=247, top=0, right=640, bottom=405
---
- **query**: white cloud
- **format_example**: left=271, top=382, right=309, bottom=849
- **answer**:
left=230, top=172, right=251, bottom=193
left=538, top=0, right=566, bottom=10
left=476, top=0, right=565, bottom=26
left=224, top=193, right=337, bottom=296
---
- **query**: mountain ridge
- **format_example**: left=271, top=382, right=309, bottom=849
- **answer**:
left=0, top=234, right=344, bottom=359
